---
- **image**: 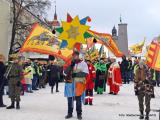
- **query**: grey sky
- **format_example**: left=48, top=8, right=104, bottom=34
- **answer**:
left=48, top=0, right=160, bottom=46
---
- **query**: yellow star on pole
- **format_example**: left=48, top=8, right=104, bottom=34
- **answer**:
left=59, top=16, right=90, bottom=49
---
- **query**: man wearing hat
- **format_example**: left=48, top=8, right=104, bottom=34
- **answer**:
left=64, top=51, right=89, bottom=120
left=6, top=55, right=23, bottom=109
left=134, top=61, right=153, bottom=120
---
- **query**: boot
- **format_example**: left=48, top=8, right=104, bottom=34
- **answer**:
left=0, top=95, right=6, bottom=107
left=145, top=112, right=149, bottom=120
left=65, top=114, right=73, bottom=119
left=89, top=98, right=93, bottom=105
left=84, top=98, right=89, bottom=105
left=16, top=101, right=20, bottom=109
left=89, top=102, right=93, bottom=105
left=51, top=87, right=53, bottom=94
left=77, top=114, right=82, bottom=120
left=56, top=90, right=59, bottom=92
left=139, top=111, right=144, bottom=119
left=151, top=94, right=155, bottom=98
left=0, top=104, right=6, bottom=107
left=6, top=101, right=15, bottom=109
left=84, top=101, right=88, bottom=105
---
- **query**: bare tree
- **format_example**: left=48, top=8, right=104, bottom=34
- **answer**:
left=9, top=0, right=51, bottom=54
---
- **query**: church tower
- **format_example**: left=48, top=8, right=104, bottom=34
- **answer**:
left=118, top=23, right=128, bottom=56
left=47, top=2, right=60, bottom=29
left=52, top=4, right=60, bottom=28
left=112, top=26, right=118, bottom=44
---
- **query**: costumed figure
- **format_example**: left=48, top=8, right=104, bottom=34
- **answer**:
left=85, top=59, right=96, bottom=105
left=107, top=58, right=122, bottom=95
left=64, top=51, right=89, bottom=120
left=94, top=58, right=107, bottom=94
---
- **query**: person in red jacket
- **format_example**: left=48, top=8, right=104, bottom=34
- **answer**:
left=107, top=58, right=122, bottom=95
left=85, top=59, right=96, bottom=105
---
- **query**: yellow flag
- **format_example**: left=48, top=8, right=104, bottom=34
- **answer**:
left=129, top=38, right=145, bottom=54
left=20, top=23, right=72, bottom=61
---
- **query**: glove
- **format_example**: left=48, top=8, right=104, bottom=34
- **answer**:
left=16, top=81, right=21, bottom=87
left=92, top=78, right=96, bottom=82
left=144, top=80, right=149, bottom=84
left=135, top=90, right=138, bottom=96
left=72, top=73, right=77, bottom=78
left=71, top=60, right=76, bottom=67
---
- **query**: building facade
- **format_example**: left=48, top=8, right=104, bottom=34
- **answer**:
left=0, top=0, right=11, bottom=60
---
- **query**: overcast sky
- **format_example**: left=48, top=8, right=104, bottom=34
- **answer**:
left=47, top=0, right=160, bottom=46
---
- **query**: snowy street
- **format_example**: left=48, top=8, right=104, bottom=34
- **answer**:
left=0, top=83, right=160, bottom=120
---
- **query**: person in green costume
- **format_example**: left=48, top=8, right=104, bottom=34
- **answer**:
left=94, top=58, right=107, bottom=94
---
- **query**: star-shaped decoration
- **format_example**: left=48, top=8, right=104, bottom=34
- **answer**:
left=59, top=16, right=90, bottom=49
left=66, top=25, right=80, bottom=39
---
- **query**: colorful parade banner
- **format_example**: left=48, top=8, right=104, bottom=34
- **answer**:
left=20, top=23, right=73, bottom=62
left=147, top=41, right=160, bottom=71
left=86, top=30, right=123, bottom=57
left=129, top=38, right=145, bottom=54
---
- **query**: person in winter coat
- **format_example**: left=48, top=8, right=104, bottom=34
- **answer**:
left=32, top=61, right=39, bottom=90
left=23, top=62, right=33, bottom=93
left=127, top=57, right=133, bottom=82
left=121, top=56, right=129, bottom=84
left=6, top=56, right=23, bottom=110
left=134, top=61, right=153, bottom=120
left=48, top=61, right=60, bottom=93
left=0, top=54, right=6, bottom=107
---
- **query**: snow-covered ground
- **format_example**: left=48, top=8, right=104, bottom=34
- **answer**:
left=0, top=83, right=160, bottom=120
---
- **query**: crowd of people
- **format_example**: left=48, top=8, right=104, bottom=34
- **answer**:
left=0, top=54, right=62, bottom=109
left=0, top=52, right=160, bottom=120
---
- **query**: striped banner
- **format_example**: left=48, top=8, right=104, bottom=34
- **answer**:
left=147, top=41, right=160, bottom=71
